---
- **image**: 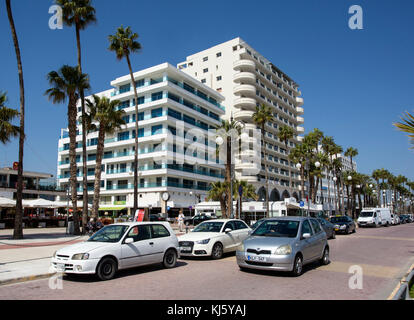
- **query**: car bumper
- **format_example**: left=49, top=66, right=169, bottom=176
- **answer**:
left=50, top=257, right=99, bottom=274
left=357, top=222, right=376, bottom=227
left=236, top=251, right=294, bottom=272
left=179, top=243, right=212, bottom=257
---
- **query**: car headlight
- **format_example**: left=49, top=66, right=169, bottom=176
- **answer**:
left=196, top=239, right=210, bottom=245
left=274, top=244, right=292, bottom=255
left=340, top=225, right=347, bottom=229
left=72, top=253, right=90, bottom=260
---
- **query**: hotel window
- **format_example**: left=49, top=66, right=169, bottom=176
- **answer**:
left=216, top=76, right=222, bottom=81
left=201, top=79, right=206, bottom=84
left=216, top=52, right=222, bottom=57
left=135, top=79, right=145, bottom=88
left=203, top=68, right=208, bottom=73
left=151, top=91, right=163, bottom=101
left=203, top=56, right=208, bottom=62
left=119, top=84, right=130, bottom=94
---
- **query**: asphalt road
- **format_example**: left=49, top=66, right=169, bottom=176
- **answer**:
left=0, top=223, right=413, bottom=300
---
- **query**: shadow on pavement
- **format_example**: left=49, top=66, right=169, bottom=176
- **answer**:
left=0, top=233, right=78, bottom=241
left=179, top=251, right=236, bottom=261
left=62, top=261, right=188, bottom=283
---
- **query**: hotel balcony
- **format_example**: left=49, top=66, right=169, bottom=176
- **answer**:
left=233, top=71, right=256, bottom=84
left=296, top=116, right=304, bottom=124
left=296, top=106, right=304, bottom=115
left=234, top=84, right=256, bottom=97
left=233, top=59, right=256, bottom=71
left=233, top=97, right=256, bottom=110
left=296, top=97, right=304, bottom=106
left=234, top=110, right=255, bottom=121
left=297, top=126, right=305, bottom=134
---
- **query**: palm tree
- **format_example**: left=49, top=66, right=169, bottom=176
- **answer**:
left=45, top=65, right=90, bottom=235
left=332, top=157, right=343, bottom=213
left=372, top=169, right=382, bottom=207
left=216, top=118, right=243, bottom=218
left=321, top=136, right=336, bottom=213
left=0, top=92, right=19, bottom=144
left=277, top=125, right=295, bottom=191
left=394, top=111, right=414, bottom=148
left=57, top=0, right=96, bottom=233
left=207, top=181, right=229, bottom=218
left=289, top=143, right=307, bottom=200
left=234, top=180, right=258, bottom=219
left=253, top=104, right=274, bottom=216
left=6, top=0, right=25, bottom=240
left=84, top=95, right=125, bottom=219
left=344, top=147, right=358, bottom=172
left=108, top=25, right=142, bottom=216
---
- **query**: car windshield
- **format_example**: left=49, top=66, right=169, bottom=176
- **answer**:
left=252, top=220, right=299, bottom=238
left=331, top=217, right=349, bottom=223
left=359, top=212, right=373, bottom=217
left=88, top=225, right=128, bottom=243
left=192, top=221, right=224, bottom=233
left=250, top=219, right=264, bottom=230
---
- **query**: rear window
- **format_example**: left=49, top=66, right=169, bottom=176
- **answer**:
left=151, top=224, right=170, bottom=238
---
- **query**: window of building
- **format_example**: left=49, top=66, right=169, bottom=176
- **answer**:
left=203, top=68, right=208, bottom=73
left=201, top=79, right=206, bottom=84
left=216, top=76, right=222, bottom=81
left=203, top=56, right=208, bottom=62
left=216, top=52, right=222, bottom=57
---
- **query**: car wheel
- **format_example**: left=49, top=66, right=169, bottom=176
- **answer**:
left=163, top=249, right=177, bottom=269
left=331, top=230, right=336, bottom=239
left=211, top=243, right=224, bottom=260
left=292, top=255, right=303, bottom=277
left=352, top=226, right=356, bottom=233
left=320, top=247, right=330, bottom=265
left=346, top=227, right=350, bottom=234
left=96, top=257, right=117, bottom=281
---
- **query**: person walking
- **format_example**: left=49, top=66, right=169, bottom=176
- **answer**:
left=178, top=210, right=185, bottom=232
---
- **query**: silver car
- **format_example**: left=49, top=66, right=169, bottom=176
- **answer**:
left=236, top=217, right=330, bottom=276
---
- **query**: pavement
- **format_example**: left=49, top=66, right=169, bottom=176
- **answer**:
left=0, top=225, right=187, bottom=286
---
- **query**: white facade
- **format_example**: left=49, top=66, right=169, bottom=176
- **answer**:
left=178, top=38, right=304, bottom=202
left=56, top=63, right=225, bottom=215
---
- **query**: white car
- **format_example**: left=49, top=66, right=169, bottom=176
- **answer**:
left=50, top=222, right=180, bottom=281
left=391, top=214, right=400, bottom=225
left=178, top=219, right=251, bottom=259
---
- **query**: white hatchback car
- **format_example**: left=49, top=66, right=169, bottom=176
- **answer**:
left=178, top=219, right=251, bottom=259
left=50, top=222, right=180, bottom=280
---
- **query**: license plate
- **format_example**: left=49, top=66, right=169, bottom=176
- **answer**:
left=247, top=255, right=267, bottom=262
left=56, top=263, right=65, bottom=272
left=180, top=247, right=191, bottom=252
left=335, top=228, right=339, bottom=231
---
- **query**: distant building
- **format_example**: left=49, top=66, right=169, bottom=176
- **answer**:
left=0, top=167, right=65, bottom=201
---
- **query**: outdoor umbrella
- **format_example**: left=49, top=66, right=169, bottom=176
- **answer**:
left=0, top=197, right=16, bottom=207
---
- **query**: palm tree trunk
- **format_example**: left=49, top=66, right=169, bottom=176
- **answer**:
left=226, top=136, right=232, bottom=219
left=76, top=23, right=87, bottom=235
left=6, top=0, right=25, bottom=240
left=340, top=178, right=345, bottom=215
left=285, top=141, right=292, bottom=192
left=92, top=126, right=105, bottom=219
left=346, top=185, right=351, bottom=217
left=125, top=54, right=140, bottom=218
left=68, top=96, right=80, bottom=235
left=300, top=166, right=305, bottom=201
left=262, top=126, right=269, bottom=217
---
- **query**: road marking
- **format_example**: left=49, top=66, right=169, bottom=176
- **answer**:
left=350, top=235, right=414, bottom=241
left=319, top=261, right=400, bottom=279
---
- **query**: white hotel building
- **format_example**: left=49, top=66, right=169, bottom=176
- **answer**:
left=56, top=63, right=225, bottom=217
left=178, top=38, right=305, bottom=202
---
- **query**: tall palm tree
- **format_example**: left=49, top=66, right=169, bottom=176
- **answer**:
left=108, top=25, right=142, bottom=215
left=277, top=125, right=295, bottom=191
left=6, top=0, right=25, bottom=240
left=84, top=95, right=125, bottom=219
left=0, top=92, right=19, bottom=144
left=216, top=118, right=243, bottom=218
left=332, top=157, right=343, bottom=213
left=344, top=147, right=358, bottom=172
left=289, top=143, right=307, bottom=200
left=321, top=136, right=335, bottom=213
left=394, top=111, right=414, bottom=148
left=207, top=181, right=229, bottom=218
left=45, top=65, right=90, bottom=235
left=372, top=169, right=382, bottom=207
left=57, top=0, right=96, bottom=233
left=234, top=180, right=258, bottom=219
left=253, top=104, right=273, bottom=217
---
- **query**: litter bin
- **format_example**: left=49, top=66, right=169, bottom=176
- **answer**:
left=68, top=221, right=74, bottom=235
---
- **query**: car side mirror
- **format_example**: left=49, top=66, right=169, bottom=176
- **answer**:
left=124, top=238, right=134, bottom=244
left=224, top=228, right=232, bottom=233
left=302, top=233, right=311, bottom=239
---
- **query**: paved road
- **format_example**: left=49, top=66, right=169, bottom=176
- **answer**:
left=0, top=223, right=413, bottom=300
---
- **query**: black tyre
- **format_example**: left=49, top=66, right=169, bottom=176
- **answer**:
left=320, top=247, right=330, bottom=265
left=163, top=249, right=177, bottom=269
left=346, top=227, right=350, bottom=234
left=211, top=242, right=224, bottom=260
left=291, top=255, right=303, bottom=277
left=331, top=230, right=336, bottom=239
left=96, top=257, right=117, bottom=281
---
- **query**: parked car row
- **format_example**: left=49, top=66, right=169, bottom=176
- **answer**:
left=51, top=216, right=334, bottom=280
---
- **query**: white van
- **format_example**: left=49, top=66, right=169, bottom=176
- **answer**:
left=357, top=208, right=392, bottom=227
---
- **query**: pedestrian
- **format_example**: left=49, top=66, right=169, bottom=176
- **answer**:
left=86, top=218, right=95, bottom=235
left=95, top=218, right=104, bottom=231
left=178, top=210, right=185, bottom=232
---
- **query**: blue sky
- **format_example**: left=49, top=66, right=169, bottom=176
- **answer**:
left=0, top=0, right=413, bottom=180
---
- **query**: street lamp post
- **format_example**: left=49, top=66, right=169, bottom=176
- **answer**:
left=333, top=176, right=338, bottom=214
